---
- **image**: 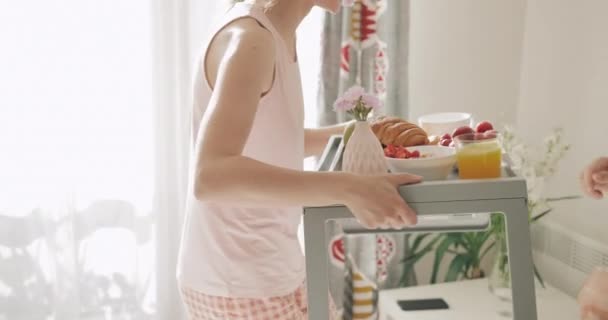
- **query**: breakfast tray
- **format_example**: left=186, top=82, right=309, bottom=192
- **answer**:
left=304, top=135, right=537, bottom=319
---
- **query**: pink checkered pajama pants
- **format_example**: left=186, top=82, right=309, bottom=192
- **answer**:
left=180, top=282, right=337, bottom=320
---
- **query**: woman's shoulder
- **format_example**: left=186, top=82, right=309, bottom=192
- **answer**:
left=215, top=17, right=275, bottom=55
left=205, top=16, right=276, bottom=90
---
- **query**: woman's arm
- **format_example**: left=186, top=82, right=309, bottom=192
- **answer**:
left=304, top=121, right=354, bottom=157
left=194, top=20, right=420, bottom=227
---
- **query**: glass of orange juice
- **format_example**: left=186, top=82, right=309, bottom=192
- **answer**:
left=455, top=133, right=502, bottom=179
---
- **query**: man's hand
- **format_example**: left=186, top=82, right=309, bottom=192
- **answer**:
left=580, top=157, right=608, bottom=199
left=578, top=268, right=608, bottom=320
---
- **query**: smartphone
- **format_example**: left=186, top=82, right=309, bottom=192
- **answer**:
left=397, top=298, right=449, bottom=311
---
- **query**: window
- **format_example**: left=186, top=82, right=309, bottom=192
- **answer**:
left=298, top=7, right=324, bottom=129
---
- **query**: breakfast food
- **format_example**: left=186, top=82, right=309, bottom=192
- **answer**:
left=475, top=121, right=494, bottom=133
left=484, top=130, right=499, bottom=139
left=436, top=121, right=498, bottom=147
left=370, top=117, right=430, bottom=147
left=384, top=145, right=429, bottom=159
left=452, top=126, right=475, bottom=138
left=440, top=138, right=452, bottom=147
left=427, top=135, right=441, bottom=146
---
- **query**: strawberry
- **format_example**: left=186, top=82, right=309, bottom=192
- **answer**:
left=452, top=126, right=475, bottom=138
left=395, top=149, right=407, bottom=159
left=484, top=130, right=499, bottom=139
left=403, top=148, right=412, bottom=158
left=384, top=145, right=396, bottom=157
left=475, top=121, right=494, bottom=133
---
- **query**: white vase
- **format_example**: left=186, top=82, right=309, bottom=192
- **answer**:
left=342, top=121, right=388, bottom=174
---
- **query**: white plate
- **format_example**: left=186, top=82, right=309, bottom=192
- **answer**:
left=386, top=145, right=457, bottom=181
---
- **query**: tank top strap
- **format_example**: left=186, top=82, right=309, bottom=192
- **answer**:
left=237, top=3, right=294, bottom=67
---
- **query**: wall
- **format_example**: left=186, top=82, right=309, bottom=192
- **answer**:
left=517, top=0, right=608, bottom=245
left=408, top=0, right=527, bottom=128
left=408, top=0, right=608, bottom=291
left=407, top=0, right=528, bottom=283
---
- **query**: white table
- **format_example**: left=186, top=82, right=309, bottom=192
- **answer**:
left=378, top=279, right=579, bottom=320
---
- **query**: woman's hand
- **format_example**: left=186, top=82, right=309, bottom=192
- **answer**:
left=342, top=173, right=422, bottom=229
left=580, top=157, right=608, bottom=199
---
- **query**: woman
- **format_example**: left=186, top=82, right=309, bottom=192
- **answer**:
left=176, top=0, right=420, bottom=318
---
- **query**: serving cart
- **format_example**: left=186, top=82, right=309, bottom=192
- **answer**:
left=304, top=135, right=537, bottom=319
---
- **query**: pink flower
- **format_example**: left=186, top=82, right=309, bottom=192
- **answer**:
left=362, top=93, right=383, bottom=110
left=333, top=97, right=355, bottom=112
left=342, top=0, right=355, bottom=7
left=342, top=85, right=365, bottom=102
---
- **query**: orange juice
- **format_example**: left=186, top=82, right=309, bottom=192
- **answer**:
left=456, top=142, right=502, bottom=179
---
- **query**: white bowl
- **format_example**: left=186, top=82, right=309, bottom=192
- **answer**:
left=385, top=145, right=457, bottom=181
left=418, top=112, right=473, bottom=137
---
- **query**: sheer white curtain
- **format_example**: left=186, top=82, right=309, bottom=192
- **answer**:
left=0, top=0, right=191, bottom=319
left=0, top=1, right=322, bottom=319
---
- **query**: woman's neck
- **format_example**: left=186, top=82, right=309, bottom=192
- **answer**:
left=256, top=0, right=312, bottom=36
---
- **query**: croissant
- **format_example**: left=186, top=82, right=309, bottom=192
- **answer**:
left=370, top=117, right=430, bottom=147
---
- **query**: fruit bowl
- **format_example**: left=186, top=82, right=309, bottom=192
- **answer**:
left=418, top=112, right=472, bottom=137
left=385, top=145, right=457, bottom=181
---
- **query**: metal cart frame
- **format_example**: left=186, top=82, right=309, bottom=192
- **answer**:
left=303, top=136, right=537, bottom=319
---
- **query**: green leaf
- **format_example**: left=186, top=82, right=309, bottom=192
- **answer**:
left=531, top=208, right=553, bottom=222
left=546, top=195, right=581, bottom=202
left=399, top=234, right=443, bottom=287
left=468, top=231, right=494, bottom=263
left=410, top=233, right=431, bottom=253
left=461, top=233, right=477, bottom=252
left=445, top=255, right=470, bottom=282
left=480, top=241, right=496, bottom=260
left=401, top=251, right=428, bottom=264
left=534, top=263, right=546, bottom=288
left=431, top=235, right=459, bottom=284
left=402, top=235, right=442, bottom=263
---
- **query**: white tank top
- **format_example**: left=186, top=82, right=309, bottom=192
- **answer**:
left=176, top=3, right=306, bottom=298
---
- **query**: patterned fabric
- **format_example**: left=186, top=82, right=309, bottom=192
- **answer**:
left=319, top=1, right=413, bottom=318
left=343, top=0, right=388, bottom=99
left=180, top=282, right=338, bottom=320
left=317, top=0, right=410, bottom=125
left=343, top=262, right=377, bottom=320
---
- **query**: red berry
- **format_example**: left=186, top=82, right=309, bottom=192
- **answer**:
left=410, top=150, right=421, bottom=158
left=404, top=148, right=412, bottom=157
left=476, top=121, right=494, bottom=133
left=452, top=126, right=475, bottom=138
left=484, top=130, right=498, bottom=139
left=441, top=133, right=452, bottom=140
left=471, top=133, right=485, bottom=140
left=440, top=139, right=452, bottom=147
left=384, top=145, right=397, bottom=157
left=395, top=149, right=407, bottom=159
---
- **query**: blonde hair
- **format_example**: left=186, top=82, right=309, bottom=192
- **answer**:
left=231, top=0, right=279, bottom=10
